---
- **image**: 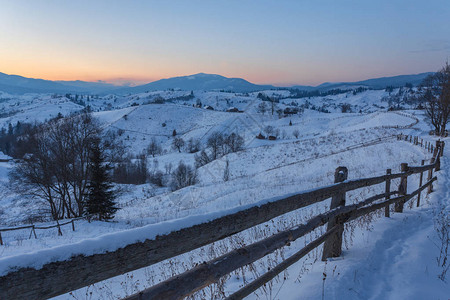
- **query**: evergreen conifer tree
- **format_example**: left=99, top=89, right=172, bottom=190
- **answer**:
left=86, top=139, right=117, bottom=220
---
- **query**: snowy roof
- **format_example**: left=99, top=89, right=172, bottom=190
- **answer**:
left=0, top=152, right=12, bottom=161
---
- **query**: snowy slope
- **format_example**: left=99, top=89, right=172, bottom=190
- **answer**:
left=0, top=84, right=447, bottom=299
left=272, top=138, right=449, bottom=300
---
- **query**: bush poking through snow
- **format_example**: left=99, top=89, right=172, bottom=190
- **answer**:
left=186, top=138, right=201, bottom=153
left=170, top=161, right=198, bottom=191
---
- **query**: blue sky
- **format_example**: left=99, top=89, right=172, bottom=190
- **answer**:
left=0, top=0, right=449, bottom=85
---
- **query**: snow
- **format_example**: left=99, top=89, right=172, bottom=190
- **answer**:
left=271, top=143, right=449, bottom=300
left=0, top=86, right=448, bottom=299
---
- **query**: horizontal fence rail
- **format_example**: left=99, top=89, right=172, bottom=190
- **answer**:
left=0, top=140, right=445, bottom=300
left=0, top=215, right=92, bottom=246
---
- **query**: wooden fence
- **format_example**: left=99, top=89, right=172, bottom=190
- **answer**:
left=0, top=215, right=93, bottom=246
left=397, top=133, right=445, bottom=156
left=0, top=139, right=445, bottom=299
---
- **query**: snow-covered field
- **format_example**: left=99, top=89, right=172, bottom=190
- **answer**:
left=0, top=88, right=448, bottom=299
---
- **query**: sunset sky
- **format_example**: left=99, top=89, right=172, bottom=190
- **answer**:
left=1, top=0, right=449, bottom=86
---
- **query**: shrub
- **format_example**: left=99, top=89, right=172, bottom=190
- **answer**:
left=170, top=161, right=198, bottom=191
left=186, top=138, right=201, bottom=153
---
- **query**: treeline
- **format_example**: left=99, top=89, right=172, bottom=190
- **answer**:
left=287, top=88, right=360, bottom=99
left=0, top=121, right=37, bottom=158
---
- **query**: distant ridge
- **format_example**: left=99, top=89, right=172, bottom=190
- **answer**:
left=0, top=71, right=434, bottom=95
left=290, top=72, right=433, bottom=91
left=0, top=72, right=118, bottom=94
left=112, top=73, right=275, bottom=94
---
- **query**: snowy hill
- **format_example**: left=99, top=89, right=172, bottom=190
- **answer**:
left=113, top=73, right=275, bottom=94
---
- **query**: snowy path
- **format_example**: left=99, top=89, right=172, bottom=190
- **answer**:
left=271, top=138, right=450, bottom=300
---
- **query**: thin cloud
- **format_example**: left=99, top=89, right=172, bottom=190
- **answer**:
left=410, top=41, right=450, bottom=53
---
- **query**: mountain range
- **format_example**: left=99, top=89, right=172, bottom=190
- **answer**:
left=0, top=71, right=433, bottom=95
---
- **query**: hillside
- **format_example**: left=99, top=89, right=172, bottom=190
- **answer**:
left=0, top=86, right=447, bottom=299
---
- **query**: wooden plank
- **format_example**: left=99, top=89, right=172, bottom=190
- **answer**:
left=225, top=226, right=339, bottom=300
left=348, top=177, right=437, bottom=221
left=356, top=191, right=396, bottom=209
left=0, top=225, right=34, bottom=232
left=407, top=164, right=434, bottom=174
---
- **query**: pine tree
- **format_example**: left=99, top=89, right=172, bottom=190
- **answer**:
left=85, top=139, right=117, bottom=221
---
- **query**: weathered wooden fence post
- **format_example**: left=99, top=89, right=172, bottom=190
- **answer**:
left=434, top=141, right=441, bottom=171
left=385, top=169, right=391, bottom=217
left=428, top=156, right=434, bottom=194
left=0, top=232, right=3, bottom=245
left=395, top=163, right=408, bottom=213
left=71, top=219, right=75, bottom=231
left=417, top=160, right=424, bottom=207
left=322, top=166, right=348, bottom=261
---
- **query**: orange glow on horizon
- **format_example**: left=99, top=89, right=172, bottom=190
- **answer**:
left=0, top=63, right=327, bottom=87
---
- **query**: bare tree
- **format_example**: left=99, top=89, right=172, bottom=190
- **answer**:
left=422, top=62, right=450, bottom=136
left=207, top=132, right=224, bottom=159
left=147, top=138, right=162, bottom=157
left=170, top=161, right=198, bottom=191
left=172, top=137, right=185, bottom=153
left=10, top=112, right=102, bottom=219
left=194, top=150, right=211, bottom=168
left=224, top=133, right=244, bottom=154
